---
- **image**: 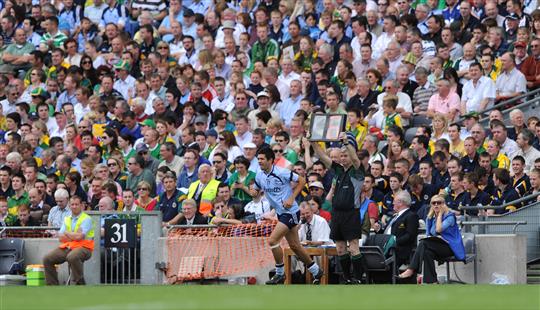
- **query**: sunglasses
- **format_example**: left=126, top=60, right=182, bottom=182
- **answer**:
left=138, top=188, right=148, bottom=191
left=431, top=200, right=444, bottom=206
left=107, top=163, right=117, bottom=167
left=273, top=149, right=283, bottom=153
left=213, top=161, right=222, bottom=164
left=158, top=46, right=169, bottom=49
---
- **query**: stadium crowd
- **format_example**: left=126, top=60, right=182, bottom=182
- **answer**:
left=0, top=0, right=538, bottom=243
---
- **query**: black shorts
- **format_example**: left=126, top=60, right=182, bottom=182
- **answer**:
left=278, top=211, right=301, bottom=229
left=330, top=209, right=362, bottom=241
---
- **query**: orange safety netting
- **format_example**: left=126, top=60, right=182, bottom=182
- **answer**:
left=166, top=223, right=276, bottom=283
left=1, top=228, right=57, bottom=238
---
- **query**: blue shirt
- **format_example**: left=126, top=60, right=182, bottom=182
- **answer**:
left=254, top=165, right=299, bottom=215
left=279, top=95, right=302, bottom=127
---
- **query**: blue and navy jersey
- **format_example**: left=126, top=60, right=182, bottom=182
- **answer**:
left=382, top=191, right=396, bottom=216
left=513, top=175, right=531, bottom=198
left=462, top=189, right=491, bottom=216
left=460, top=154, right=479, bottom=173
left=254, top=165, right=299, bottom=215
left=445, top=190, right=467, bottom=212
left=492, top=185, right=521, bottom=214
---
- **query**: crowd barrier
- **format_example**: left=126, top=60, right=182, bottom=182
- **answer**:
left=0, top=207, right=533, bottom=284
left=165, top=223, right=275, bottom=284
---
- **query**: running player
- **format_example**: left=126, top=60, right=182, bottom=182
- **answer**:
left=251, top=147, right=324, bottom=284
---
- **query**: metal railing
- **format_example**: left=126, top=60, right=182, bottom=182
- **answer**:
left=459, top=197, right=540, bottom=263
left=0, top=226, right=60, bottom=238
left=459, top=192, right=540, bottom=212
left=456, top=87, right=540, bottom=125
left=461, top=221, right=527, bottom=234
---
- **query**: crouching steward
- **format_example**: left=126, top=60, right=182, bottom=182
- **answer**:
left=43, top=195, right=94, bottom=285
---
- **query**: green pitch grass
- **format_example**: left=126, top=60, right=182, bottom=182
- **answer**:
left=1, top=285, right=538, bottom=310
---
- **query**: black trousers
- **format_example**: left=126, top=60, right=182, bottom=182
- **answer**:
left=410, top=237, right=453, bottom=283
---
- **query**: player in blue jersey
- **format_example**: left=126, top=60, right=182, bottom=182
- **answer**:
left=251, top=147, right=324, bottom=284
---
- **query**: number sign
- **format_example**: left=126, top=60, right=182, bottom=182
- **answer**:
left=104, top=218, right=137, bottom=248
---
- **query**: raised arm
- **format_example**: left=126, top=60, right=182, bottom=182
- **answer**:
left=310, top=140, right=332, bottom=168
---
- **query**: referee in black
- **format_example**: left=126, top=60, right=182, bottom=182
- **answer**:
left=311, top=132, right=366, bottom=283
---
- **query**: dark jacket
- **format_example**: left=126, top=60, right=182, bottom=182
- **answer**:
left=389, top=209, right=419, bottom=265
left=179, top=213, right=208, bottom=225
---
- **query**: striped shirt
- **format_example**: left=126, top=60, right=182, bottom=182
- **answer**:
left=41, top=31, right=68, bottom=48
left=412, top=81, right=437, bottom=113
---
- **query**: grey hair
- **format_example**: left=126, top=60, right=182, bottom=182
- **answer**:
left=198, top=163, right=216, bottom=178
left=395, top=190, right=412, bottom=207
left=509, top=109, right=523, bottom=119
left=319, top=43, right=334, bottom=56
left=415, top=67, right=429, bottom=76
left=6, top=152, right=22, bottom=164
left=357, top=78, right=370, bottom=86
left=54, top=188, right=69, bottom=200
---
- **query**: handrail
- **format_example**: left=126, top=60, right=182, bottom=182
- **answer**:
left=459, top=192, right=540, bottom=211
left=0, top=226, right=60, bottom=230
left=461, top=221, right=527, bottom=234
left=456, top=87, right=540, bottom=124
left=168, top=224, right=219, bottom=228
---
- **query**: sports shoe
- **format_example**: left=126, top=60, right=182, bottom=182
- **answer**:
left=265, top=274, right=286, bottom=285
left=312, top=269, right=324, bottom=284
left=343, top=277, right=362, bottom=284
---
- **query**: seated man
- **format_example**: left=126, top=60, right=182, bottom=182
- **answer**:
left=382, top=191, right=419, bottom=268
left=168, top=199, right=208, bottom=225
left=11, top=204, right=40, bottom=226
left=43, top=195, right=94, bottom=285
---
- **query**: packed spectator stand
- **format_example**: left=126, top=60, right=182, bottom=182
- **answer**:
left=0, top=0, right=539, bottom=284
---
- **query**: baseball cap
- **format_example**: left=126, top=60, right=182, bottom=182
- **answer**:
left=243, top=142, right=257, bottom=149
left=257, top=91, right=270, bottom=98
left=514, top=41, right=527, bottom=49
left=222, top=20, right=236, bottom=30
left=463, top=111, right=480, bottom=119
left=194, top=115, right=208, bottom=124
left=136, top=143, right=149, bottom=153
left=309, top=181, right=325, bottom=190
left=114, top=60, right=131, bottom=71
left=205, top=128, right=218, bottom=138
left=183, top=8, right=195, bottom=17
left=31, top=87, right=49, bottom=99
left=507, top=13, right=519, bottom=20
left=139, top=119, right=156, bottom=128
left=402, top=52, right=418, bottom=65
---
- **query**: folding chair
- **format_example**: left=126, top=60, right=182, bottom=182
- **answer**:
left=442, top=232, right=478, bottom=284
left=0, top=238, right=25, bottom=275
left=360, top=234, right=398, bottom=284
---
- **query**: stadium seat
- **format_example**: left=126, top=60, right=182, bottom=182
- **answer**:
left=442, top=232, right=477, bottom=284
left=0, top=239, right=25, bottom=275
left=404, top=127, right=418, bottom=144
left=360, top=234, right=397, bottom=284
left=412, top=115, right=431, bottom=127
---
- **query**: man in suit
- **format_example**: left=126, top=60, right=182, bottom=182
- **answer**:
left=384, top=190, right=419, bottom=267
left=176, top=199, right=208, bottom=225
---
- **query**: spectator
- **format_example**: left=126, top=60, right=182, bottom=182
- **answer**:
left=399, top=195, right=465, bottom=283
left=461, top=62, right=496, bottom=114
left=43, top=195, right=94, bottom=285
left=515, top=129, right=540, bottom=172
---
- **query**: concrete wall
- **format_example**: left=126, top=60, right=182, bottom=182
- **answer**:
left=23, top=239, right=100, bottom=284
left=21, top=233, right=527, bottom=285
left=436, top=234, right=527, bottom=284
